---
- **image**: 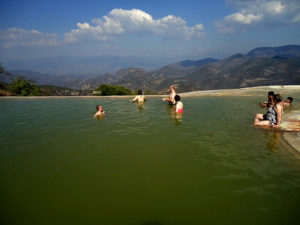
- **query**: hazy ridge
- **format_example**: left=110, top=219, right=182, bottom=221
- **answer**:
left=6, top=45, right=300, bottom=93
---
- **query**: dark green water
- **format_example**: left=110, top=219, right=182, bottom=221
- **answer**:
left=1, top=97, right=300, bottom=225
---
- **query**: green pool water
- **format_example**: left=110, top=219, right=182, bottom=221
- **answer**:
left=1, top=96, right=300, bottom=225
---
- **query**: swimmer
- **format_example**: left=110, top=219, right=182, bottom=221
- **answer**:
left=282, top=96, right=293, bottom=108
left=94, top=105, right=105, bottom=118
left=130, top=89, right=146, bottom=102
left=254, top=94, right=283, bottom=128
left=163, top=85, right=176, bottom=105
left=261, top=91, right=275, bottom=108
left=174, top=95, right=183, bottom=113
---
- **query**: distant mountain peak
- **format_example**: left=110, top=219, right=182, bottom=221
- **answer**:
left=247, top=45, right=300, bottom=58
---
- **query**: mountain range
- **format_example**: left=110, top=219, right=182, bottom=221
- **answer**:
left=7, top=45, right=300, bottom=93
left=3, top=55, right=180, bottom=75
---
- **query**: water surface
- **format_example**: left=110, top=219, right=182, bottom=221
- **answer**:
left=1, top=96, right=300, bottom=225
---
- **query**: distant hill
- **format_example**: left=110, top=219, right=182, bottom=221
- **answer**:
left=6, top=45, right=300, bottom=93
left=168, top=58, right=219, bottom=69
left=161, top=57, right=300, bottom=92
left=247, top=45, right=300, bottom=58
left=3, top=55, right=179, bottom=76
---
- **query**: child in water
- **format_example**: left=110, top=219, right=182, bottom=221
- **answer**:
left=174, top=95, right=183, bottom=113
left=94, top=105, right=105, bottom=118
left=282, top=97, right=293, bottom=108
left=130, top=89, right=146, bottom=102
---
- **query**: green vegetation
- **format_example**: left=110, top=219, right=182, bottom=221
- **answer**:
left=95, top=84, right=132, bottom=96
left=132, top=89, right=157, bottom=95
left=9, top=77, right=40, bottom=96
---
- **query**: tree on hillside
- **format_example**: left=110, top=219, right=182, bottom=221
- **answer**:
left=9, top=77, right=40, bottom=96
left=95, top=84, right=131, bottom=96
left=0, top=64, right=11, bottom=81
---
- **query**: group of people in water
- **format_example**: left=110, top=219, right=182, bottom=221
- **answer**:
left=94, top=86, right=296, bottom=130
left=254, top=91, right=294, bottom=128
left=94, top=85, right=183, bottom=118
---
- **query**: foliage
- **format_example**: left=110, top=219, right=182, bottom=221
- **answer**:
left=8, top=77, right=40, bottom=96
left=95, top=84, right=131, bottom=96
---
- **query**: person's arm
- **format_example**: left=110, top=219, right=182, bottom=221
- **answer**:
left=261, top=102, right=267, bottom=107
left=171, top=93, right=175, bottom=102
left=273, top=104, right=282, bottom=127
left=175, top=103, right=179, bottom=113
left=130, top=96, right=138, bottom=102
left=276, top=104, right=282, bottom=125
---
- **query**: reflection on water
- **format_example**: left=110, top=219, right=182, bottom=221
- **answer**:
left=165, top=104, right=183, bottom=125
left=131, top=101, right=146, bottom=112
left=264, top=130, right=281, bottom=152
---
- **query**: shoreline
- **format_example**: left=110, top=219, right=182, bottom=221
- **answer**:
left=1, top=85, right=300, bottom=98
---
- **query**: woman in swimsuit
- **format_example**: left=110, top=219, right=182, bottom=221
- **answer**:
left=130, top=89, right=146, bottom=102
left=174, top=95, right=183, bottom=113
left=254, top=94, right=283, bottom=127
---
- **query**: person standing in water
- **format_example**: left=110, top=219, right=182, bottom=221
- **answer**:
left=94, top=105, right=105, bottom=118
left=130, top=89, right=146, bottom=102
left=174, top=95, right=184, bottom=113
left=254, top=94, right=283, bottom=128
left=163, top=85, right=176, bottom=105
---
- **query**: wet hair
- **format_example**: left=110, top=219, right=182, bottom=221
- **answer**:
left=138, top=89, right=142, bottom=95
left=287, top=97, right=293, bottom=103
left=96, top=105, right=102, bottom=111
left=268, top=91, right=275, bottom=96
left=174, top=95, right=181, bottom=102
left=274, top=94, right=282, bottom=103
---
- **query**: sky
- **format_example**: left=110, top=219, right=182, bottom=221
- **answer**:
left=0, top=0, right=300, bottom=62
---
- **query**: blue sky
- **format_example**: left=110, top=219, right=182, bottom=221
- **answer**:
left=0, top=0, right=300, bottom=61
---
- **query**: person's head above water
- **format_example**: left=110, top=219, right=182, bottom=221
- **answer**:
left=96, top=105, right=103, bottom=112
left=268, top=91, right=275, bottom=97
left=286, top=97, right=293, bottom=103
left=138, top=89, right=142, bottom=95
left=274, top=94, right=282, bottom=103
left=174, top=95, right=181, bottom=102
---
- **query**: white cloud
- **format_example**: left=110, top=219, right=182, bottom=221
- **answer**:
left=216, top=0, right=300, bottom=34
left=0, top=9, right=204, bottom=48
left=0, top=28, right=60, bottom=48
left=64, top=8, right=205, bottom=43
